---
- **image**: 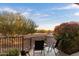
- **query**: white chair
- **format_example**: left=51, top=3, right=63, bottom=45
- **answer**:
left=46, top=37, right=56, bottom=53
left=53, top=39, right=62, bottom=56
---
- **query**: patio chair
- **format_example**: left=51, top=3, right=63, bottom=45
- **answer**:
left=33, top=40, right=45, bottom=56
left=46, top=37, right=61, bottom=56
left=46, top=37, right=56, bottom=53
left=53, top=39, right=62, bottom=56
left=21, top=50, right=26, bottom=56
left=21, top=49, right=30, bottom=56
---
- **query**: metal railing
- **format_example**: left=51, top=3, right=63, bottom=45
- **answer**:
left=0, top=36, right=29, bottom=53
left=0, top=35, right=54, bottom=53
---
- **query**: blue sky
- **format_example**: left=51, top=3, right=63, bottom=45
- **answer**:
left=0, top=3, right=79, bottom=30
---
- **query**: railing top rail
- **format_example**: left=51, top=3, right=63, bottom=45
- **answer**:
left=0, top=34, right=54, bottom=39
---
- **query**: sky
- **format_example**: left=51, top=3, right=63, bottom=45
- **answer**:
left=0, top=3, right=79, bottom=30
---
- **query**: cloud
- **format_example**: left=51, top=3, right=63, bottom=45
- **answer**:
left=33, top=13, right=50, bottom=18
left=22, top=12, right=30, bottom=16
left=0, top=7, right=17, bottom=13
left=74, top=12, right=79, bottom=16
left=42, top=14, right=50, bottom=17
left=52, top=4, right=79, bottom=10
left=25, top=8, right=33, bottom=12
left=21, top=12, right=32, bottom=19
left=22, top=13, right=51, bottom=20
left=0, top=7, right=34, bottom=18
left=0, top=7, right=33, bottom=14
left=0, top=7, right=51, bottom=23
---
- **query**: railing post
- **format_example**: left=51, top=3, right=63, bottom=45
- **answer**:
left=30, top=38, right=32, bottom=49
left=21, top=36, right=26, bottom=56
left=22, top=36, right=24, bottom=51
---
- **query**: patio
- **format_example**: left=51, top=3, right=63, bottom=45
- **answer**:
left=28, top=47, right=58, bottom=56
left=0, top=33, right=58, bottom=56
left=1, top=33, right=78, bottom=56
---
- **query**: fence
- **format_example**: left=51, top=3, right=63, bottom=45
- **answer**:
left=0, top=36, right=30, bottom=53
left=0, top=35, right=54, bottom=53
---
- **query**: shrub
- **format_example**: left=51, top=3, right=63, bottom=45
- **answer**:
left=53, top=21, right=79, bottom=55
left=6, top=48, right=20, bottom=56
left=0, top=53, right=7, bottom=56
left=0, top=12, right=37, bottom=36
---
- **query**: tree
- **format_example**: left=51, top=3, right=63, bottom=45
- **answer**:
left=36, top=29, right=47, bottom=33
left=0, top=12, right=37, bottom=36
left=53, top=21, right=79, bottom=55
left=36, top=29, right=53, bottom=33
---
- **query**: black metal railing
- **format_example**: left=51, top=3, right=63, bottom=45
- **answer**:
left=0, top=36, right=27, bottom=53
left=0, top=35, right=49, bottom=54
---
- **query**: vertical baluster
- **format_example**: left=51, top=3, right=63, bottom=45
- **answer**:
left=11, top=37, right=12, bottom=49
left=18, top=37, right=19, bottom=50
left=15, top=37, right=17, bottom=49
left=8, top=37, right=10, bottom=50
left=0, top=38, right=1, bottom=52
left=4, top=38, right=7, bottom=51
left=7, top=37, right=8, bottom=52
left=17, top=37, right=18, bottom=49
left=12, top=38, right=14, bottom=48
left=13, top=37, right=14, bottom=49
left=2, top=37, right=3, bottom=53
left=0, top=38, right=1, bottom=53
left=12, top=37, right=14, bottom=49
left=17, top=37, right=19, bottom=50
left=6, top=37, right=7, bottom=51
left=13, top=38, right=16, bottom=48
left=6, top=38, right=8, bottom=51
left=14, top=37, right=15, bottom=49
left=16, top=37, right=18, bottom=49
left=21, top=38, right=23, bottom=50
left=18, top=37, right=21, bottom=50
left=18, top=37, right=20, bottom=50
left=0, top=38, right=2, bottom=52
left=20, top=37, right=22, bottom=51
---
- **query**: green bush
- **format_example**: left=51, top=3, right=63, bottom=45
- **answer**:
left=6, top=48, right=20, bottom=56
left=53, top=21, right=79, bottom=55
left=0, top=53, right=7, bottom=56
